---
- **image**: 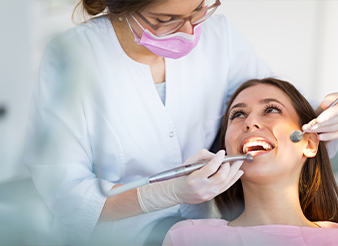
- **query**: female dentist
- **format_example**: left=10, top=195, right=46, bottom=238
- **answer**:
left=24, top=0, right=338, bottom=245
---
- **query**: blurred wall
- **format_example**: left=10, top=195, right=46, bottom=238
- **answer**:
left=0, top=0, right=338, bottom=184
left=0, top=0, right=77, bottom=183
left=0, top=0, right=32, bottom=182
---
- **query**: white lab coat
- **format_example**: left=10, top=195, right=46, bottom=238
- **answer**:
left=24, top=15, right=272, bottom=244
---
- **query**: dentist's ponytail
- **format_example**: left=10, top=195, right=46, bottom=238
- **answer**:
left=82, top=0, right=107, bottom=16
left=73, top=0, right=155, bottom=22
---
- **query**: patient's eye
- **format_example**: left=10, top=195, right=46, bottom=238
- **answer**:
left=264, top=104, right=283, bottom=115
left=229, top=110, right=246, bottom=120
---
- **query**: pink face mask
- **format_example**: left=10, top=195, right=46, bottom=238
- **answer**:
left=127, top=15, right=202, bottom=59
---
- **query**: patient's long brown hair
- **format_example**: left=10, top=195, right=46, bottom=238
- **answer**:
left=215, top=78, right=338, bottom=222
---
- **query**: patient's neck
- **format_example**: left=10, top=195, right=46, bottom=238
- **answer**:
left=228, top=180, right=316, bottom=228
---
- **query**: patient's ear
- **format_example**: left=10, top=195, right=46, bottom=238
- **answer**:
left=303, top=133, right=319, bottom=158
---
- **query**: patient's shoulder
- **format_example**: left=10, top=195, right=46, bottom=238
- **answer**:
left=316, top=221, right=338, bottom=228
left=170, top=218, right=228, bottom=231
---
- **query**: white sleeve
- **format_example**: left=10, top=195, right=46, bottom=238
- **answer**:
left=24, top=41, right=113, bottom=241
left=327, top=140, right=338, bottom=159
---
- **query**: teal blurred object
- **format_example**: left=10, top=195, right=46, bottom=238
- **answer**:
left=0, top=178, right=56, bottom=245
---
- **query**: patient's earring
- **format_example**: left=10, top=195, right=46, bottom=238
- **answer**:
left=119, top=17, right=123, bottom=22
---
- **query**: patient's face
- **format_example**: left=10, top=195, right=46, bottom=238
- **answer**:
left=225, top=84, right=307, bottom=183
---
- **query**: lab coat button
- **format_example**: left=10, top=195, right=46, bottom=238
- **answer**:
left=169, top=131, right=174, bottom=138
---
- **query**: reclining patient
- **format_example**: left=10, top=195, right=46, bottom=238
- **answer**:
left=163, top=78, right=338, bottom=245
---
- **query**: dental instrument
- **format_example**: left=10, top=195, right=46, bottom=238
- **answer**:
left=99, top=154, right=253, bottom=197
left=290, top=98, right=338, bottom=143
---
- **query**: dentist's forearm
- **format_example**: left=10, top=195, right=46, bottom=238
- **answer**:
left=99, top=185, right=143, bottom=221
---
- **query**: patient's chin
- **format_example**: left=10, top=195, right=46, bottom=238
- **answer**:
left=240, top=161, right=279, bottom=183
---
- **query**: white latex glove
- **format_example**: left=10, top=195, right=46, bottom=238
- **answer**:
left=137, top=149, right=244, bottom=213
left=172, top=149, right=244, bottom=204
left=303, top=93, right=338, bottom=141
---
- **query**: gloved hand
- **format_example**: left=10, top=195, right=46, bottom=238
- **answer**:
left=137, top=149, right=244, bottom=213
left=172, top=149, right=244, bottom=204
left=303, top=93, right=338, bottom=141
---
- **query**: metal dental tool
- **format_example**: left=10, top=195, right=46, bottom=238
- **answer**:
left=290, top=98, right=338, bottom=143
left=99, top=154, right=253, bottom=197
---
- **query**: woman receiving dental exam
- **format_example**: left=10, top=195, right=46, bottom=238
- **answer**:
left=163, top=78, right=338, bottom=246
left=24, top=0, right=338, bottom=245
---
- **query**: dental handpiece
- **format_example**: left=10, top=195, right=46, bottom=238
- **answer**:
left=148, top=154, right=253, bottom=183
left=290, top=98, right=338, bottom=143
left=99, top=154, right=253, bottom=197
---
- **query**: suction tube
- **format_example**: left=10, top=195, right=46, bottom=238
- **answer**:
left=99, top=154, right=253, bottom=197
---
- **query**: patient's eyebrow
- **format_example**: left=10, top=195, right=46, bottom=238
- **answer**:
left=259, top=98, right=286, bottom=108
left=229, top=102, right=247, bottom=112
left=229, top=98, right=286, bottom=111
left=229, top=98, right=286, bottom=112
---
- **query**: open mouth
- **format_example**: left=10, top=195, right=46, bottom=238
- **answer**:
left=240, top=139, right=274, bottom=155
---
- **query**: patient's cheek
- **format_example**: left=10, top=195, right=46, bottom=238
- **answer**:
left=224, top=129, right=236, bottom=154
left=224, top=140, right=234, bottom=154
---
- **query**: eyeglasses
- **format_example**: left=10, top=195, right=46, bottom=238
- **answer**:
left=133, top=0, right=221, bottom=37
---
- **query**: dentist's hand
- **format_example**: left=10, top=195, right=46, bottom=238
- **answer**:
left=172, top=149, right=244, bottom=204
left=303, top=93, right=338, bottom=141
left=136, top=149, right=244, bottom=213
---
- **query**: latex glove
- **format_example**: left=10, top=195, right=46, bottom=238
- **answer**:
left=137, top=149, right=244, bottom=213
left=172, top=149, right=244, bottom=204
left=303, top=93, right=338, bottom=141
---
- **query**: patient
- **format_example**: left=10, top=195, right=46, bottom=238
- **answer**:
left=163, top=78, right=338, bottom=245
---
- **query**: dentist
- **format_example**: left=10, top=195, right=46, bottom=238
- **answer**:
left=24, top=0, right=338, bottom=245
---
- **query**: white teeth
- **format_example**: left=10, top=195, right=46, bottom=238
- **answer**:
left=242, top=140, right=273, bottom=154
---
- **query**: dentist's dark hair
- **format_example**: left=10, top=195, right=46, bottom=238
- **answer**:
left=74, top=0, right=163, bottom=22
left=215, top=77, right=338, bottom=223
